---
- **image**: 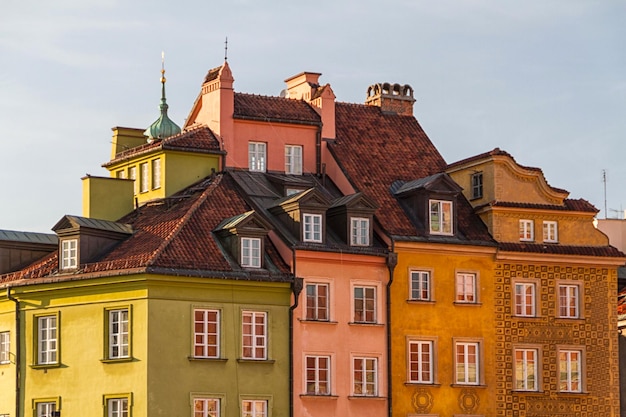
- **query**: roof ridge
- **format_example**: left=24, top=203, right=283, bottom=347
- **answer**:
left=145, top=174, right=223, bottom=267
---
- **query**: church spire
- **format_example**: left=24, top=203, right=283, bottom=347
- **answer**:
left=144, top=52, right=181, bottom=142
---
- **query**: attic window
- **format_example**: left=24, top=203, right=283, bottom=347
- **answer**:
left=471, top=172, right=483, bottom=199
left=303, top=214, right=322, bottom=243
left=241, top=237, right=261, bottom=268
left=350, top=217, right=370, bottom=246
left=429, top=200, right=453, bottom=235
left=61, top=239, right=78, bottom=270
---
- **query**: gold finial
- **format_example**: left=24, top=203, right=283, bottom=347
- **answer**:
left=160, top=51, right=166, bottom=83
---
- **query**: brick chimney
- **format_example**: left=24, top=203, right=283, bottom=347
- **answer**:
left=365, top=82, right=416, bottom=116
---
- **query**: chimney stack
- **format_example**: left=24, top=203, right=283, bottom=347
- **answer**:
left=365, top=82, right=415, bottom=116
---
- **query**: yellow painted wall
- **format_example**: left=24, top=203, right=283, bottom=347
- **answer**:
left=82, top=176, right=134, bottom=221
left=0, top=297, right=16, bottom=417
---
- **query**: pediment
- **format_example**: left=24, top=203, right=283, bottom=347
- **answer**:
left=215, top=210, right=272, bottom=235
left=393, top=173, right=462, bottom=197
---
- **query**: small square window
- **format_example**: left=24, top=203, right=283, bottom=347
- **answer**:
left=35, top=401, right=57, bottom=417
left=303, top=214, right=322, bottom=243
left=519, top=219, right=534, bottom=241
left=61, top=239, right=78, bottom=270
left=543, top=221, right=558, bottom=243
left=471, top=172, right=483, bottom=199
left=194, top=398, right=220, bottom=417
left=514, top=282, right=536, bottom=317
left=241, top=237, right=261, bottom=268
left=455, top=273, right=477, bottom=303
left=558, top=284, right=580, bottom=318
left=249, top=142, right=267, bottom=172
left=107, top=397, right=129, bottom=417
left=429, top=200, right=453, bottom=235
left=350, top=217, right=370, bottom=246
left=242, top=400, right=267, bottom=417
left=410, top=270, right=431, bottom=301
left=285, top=145, right=303, bottom=175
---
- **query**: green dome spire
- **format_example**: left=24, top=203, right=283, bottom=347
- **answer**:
left=144, top=52, right=181, bottom=141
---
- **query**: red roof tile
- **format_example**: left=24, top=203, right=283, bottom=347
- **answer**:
left=499, top=242, right=625, bottom=257
left=489, top=199, right=598, bottom=213
left=234, top=93, right=321, bottom=125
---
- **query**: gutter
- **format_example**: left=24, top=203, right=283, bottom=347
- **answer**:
left=289, top=248, right=303, bottom=417
left=386, top=243, right=398, bottom=417
left=7, top=287, right=20, bottom=417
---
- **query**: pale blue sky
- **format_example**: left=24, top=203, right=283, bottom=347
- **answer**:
left=1, top=0, right=625, bottom=232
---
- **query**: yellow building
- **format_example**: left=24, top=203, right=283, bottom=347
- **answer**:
left=448, top=148, right=625, bottom=417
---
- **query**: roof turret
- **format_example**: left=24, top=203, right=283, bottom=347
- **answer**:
left=144, top=52, right=181, bottom=141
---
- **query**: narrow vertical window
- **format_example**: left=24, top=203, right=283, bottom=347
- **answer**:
left=0, top=332, right=9, bottom=364
left=194, top=398, right=219, bottom=417
left=242, top=400, right=267, bottom=417
left=249, top=142, right=267, bottom=172
left=61, top=239, right=78, bottom=270
left=151, top=158, right=161, bottom=189
left=543, top=221, right=558, bottom=243
left=519, top=219, right=534, bottom=241
left=455, top=341, right=479, bottom=385
left=306, top=355, right=330, bottom=395
left=303, top=214, right=322, bottom=242
left=107, top=398, right=129, bottom=417
left=408, top=340, right=434, bottom=383
left=353, top=357, right=377, bottom=396
left=455, top=273, right=477, bottom=303
left=350, top=217, right=370, bottom=246
left=194, top=309, right=220, bottom=358
left=515, top=348, right=538, bottom=391
left=285, top=145, right=303, bottom=175
left=140, top=162, right=149, bottom=193
left=559, top=349, right=582, bottom=392
left=306, top=283, right=329, bottom=321
left=109, top=309, right=130, bottom=359
left=353, top=286, right=376, bottom=323
left=410, top=270, right=431, bottom=301
left=242, top=311, right=266, bottom=360
left=471, top=172, right=483, bottom=199
left=128, top=166, right=137, bottom=194
left=558, top=285, right=580, bottom=318
left=241, top=237, right=261, bottom=268
left=514, top=283, right=536, bottom=317
left=429, top=200, right=453, bottom=235
left=37, top=315, right=58, bottom=365
left=116, top=170, right=126, bottom=179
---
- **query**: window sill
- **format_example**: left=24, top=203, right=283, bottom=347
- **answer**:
left=512, top=315, right=541, bottom=320
left=188, top=357, right=228, bottom=363
left=299, top=394, right=338, bottom=399
left=236, top=358, right=275, bottom=364
left=100, top=357, right=133, bottom=364
left=450, top=383, right=487, bottom=388
left=404, top=382, right=441, bottom=387
left=348, top=322, right=384, bottom=327
left=511, top=390, right=544, bottom=394
left=554, top=317, right=584, bottom=322
left=453, top=302, right=482, bottom=306
left=299, top=319, right=338, bottom=325
left=348, top=395, right=386, bottom=400
left=406, top=299, right=435, bottom=305
left=30, top=363, right=61, bottom=370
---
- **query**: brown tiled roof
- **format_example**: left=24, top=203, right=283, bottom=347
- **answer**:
left=328, top=103, right=493, bottom=243
left=234, top=93, right=321, bottom=125
left=499, top=242, right=625, bottom=258
left=489, top=199, right=598, bottom=213
left=1, top=174, right=291, bottom=285
left=104, top=126, right=222, bottom=167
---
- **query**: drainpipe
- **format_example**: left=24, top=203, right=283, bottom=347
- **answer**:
left=385, top=243, right=398, bottom=417
left=7, top=287, right=21, bottom=417
left=289, top=248, right=303, bottom=417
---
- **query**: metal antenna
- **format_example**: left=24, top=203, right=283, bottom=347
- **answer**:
left=603, top=169, right=607, bottom=219
left=224, top=37, right=228, bottom=61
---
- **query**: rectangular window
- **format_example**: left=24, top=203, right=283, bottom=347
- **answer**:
left=519, top=219, right=534, bottom=241
left=353, top=357, right=377, bottom=396
left=242, top=400, right=267, bottom=417
left=455, top=273, right=477, bottom=303
left=408, top=340, right=434, bottom=383
left=61, top=239, right=78, bottom=270
left=353, top=286, right=376, bottom=323
left=194, top=398, right=219, bottom=417
left=194, top=309, right=220, bottom=358
left=108, top=309, right=130, bottom=359
left=128, top=166, right=137, bottom=194
left=306, top=355, right=330, bottom=395
left=410, top=270, right=431, bottom=301
left=559, top=349, right=582, bottom=392
left=140, top=162, right=149, bottom=193
left=241, top=237, right=261, bottom=268
left=37, top=315, right=58, bottom=365
left=151, top=158, right=161, bottom=189
left=107, top=398, right=129, bottom=417
left=558, top=285, right=580, bottom=318
left=543, top=221, right=558, bottom=243
left=514, top=283, right=536, bottom=317
left=515, top=348, right=538, bottom=391
left=242, top=311, right=266, bottom=360
left=36, top=402, right=57, bottom=417
left=116, top=170, right=126, bottom=179
left=0, top=331, right=9, bottom=364
left=471, top=172, right=483, bottom=199
left=306, top=283, right=329, bottom=321
left=285, top=145, right=303, bottom=175
left=303, top=214, right=322, bottom=243
left=350, top=217, right=370, bottom=246
left=249, top=142, right=267, bottom=172
left=429, top=200, right=453, bottom=235
left=455, top=341, right=479, bottom=385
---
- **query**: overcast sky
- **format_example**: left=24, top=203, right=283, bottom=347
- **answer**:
left=1, top=1, right=625, bottom=233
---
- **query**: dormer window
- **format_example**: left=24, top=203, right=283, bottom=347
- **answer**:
left=241, top=237, right=261, bottom=268
left=471, top=172, right=483, bottom=199
left=351, top=217, right=370, bottom=246
left=303, top=214, right=322, bottom=242
left=429, top=200, right=453, bottom=235
left=543, top=221, right=558, bottom=243
left=61, top=239, right=78, bottom=270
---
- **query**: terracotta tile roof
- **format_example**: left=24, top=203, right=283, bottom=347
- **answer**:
left=0, top=173, right=292, bottom=285
left=328, top=103, right=494, bottom=243
left=104, top=126, right=223, bottom=167
left=499, top=242, right=625, bottom=258
left=488, top=199, right=598, bottom=213
left=234, top=93, right=321, bottom=125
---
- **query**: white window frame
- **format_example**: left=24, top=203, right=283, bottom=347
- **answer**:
left=471, top=171, right=483, bottom=199
left=241, top=237, right=261, bottom=268
left=455, top=341, right=480, bottom=385
left=249, top=142, right=267, bottom=172
left=194, top=309, right=220, bottom=358
left=353, top=286, right=377, bottom=323
left=116, top=170, right=126, bottom=179
left=559, top=349, right=582, bottom=392
left=303, top=214, right=322, bottom=243
left=242, top=311, right=266, bottom=360
left=410, top=270, right=431, bottom=301
left=194, top=398, right=220, bottom=417
left=242, top=400, right=267, bottom=417
left=543, top=220, right=558, bottom=243
left=408, top=340, right=434, bottom=383
left=429, top=199, right=453, bottom=235
left=305, top=355, right=331, bottom=395
left=0, top=331, right=9, bottom=364
left=305, top=283, right=329, bottom=321
left=140, top=162, right=149, bottom=193
left=61, top=238, right=78, bottom=270
left=128, top=166, right=137, bottom=194
left=519, top=219, right=534, bottom=241
left=37, top=315, right=58, bottom=365
left=108, top=308, right=130, bottom=359
left=36, top=402, right=57, bottom=417
left=515, top=347, right=539, bottom=391
left=455, top=272, right=477, bottom=303
left=285, top=145, right=303, bottom=175
left=350, top=217, right=370, bottom=246
left=514, top=282, right=536, bottom=317
left=558, top=284, right=580, bottom=319
left=151, top=158, right=161, bottom=189
left=107, top=397, right=129, bottom=417
left=353, top=357, right=377, bottom=396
